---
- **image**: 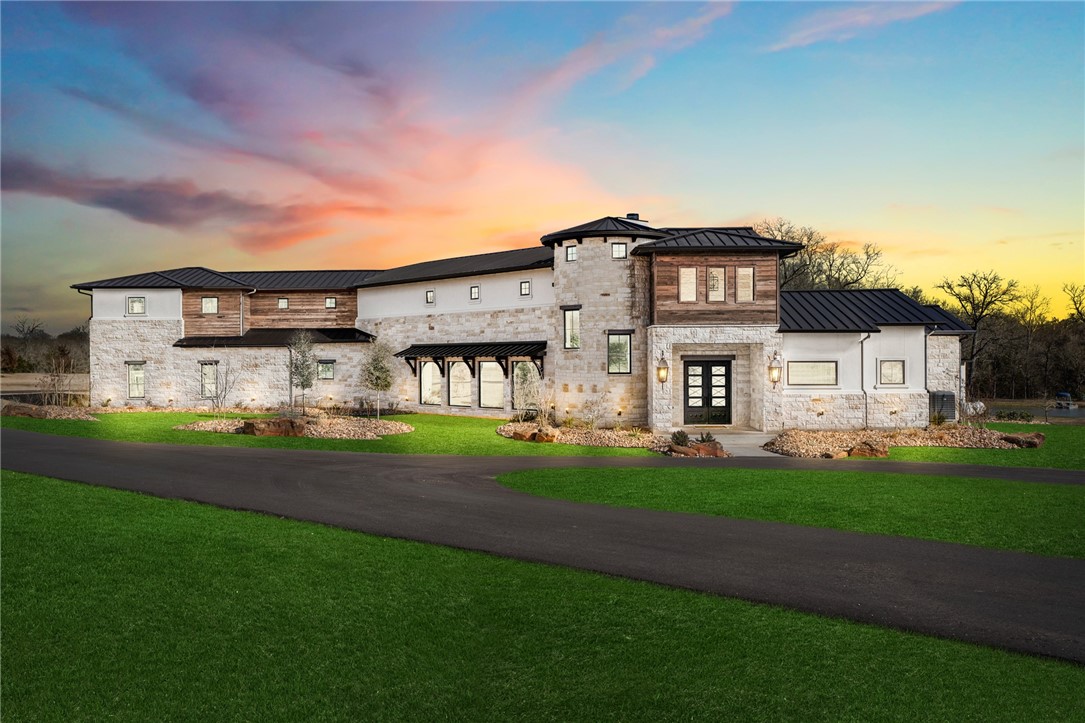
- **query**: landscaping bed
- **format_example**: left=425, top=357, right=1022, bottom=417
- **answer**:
left=764, top=426, right=1026, bottom=459
left=497, top=422, right=669, bottom=451
left=177, top=417, right=413, bottom=440
left=0, top=400, right=98, bottom=422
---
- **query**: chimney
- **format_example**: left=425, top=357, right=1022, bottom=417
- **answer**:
left=626, top=213, right=639, bottom=221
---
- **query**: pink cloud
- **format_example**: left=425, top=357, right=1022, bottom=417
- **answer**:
left=769, top=2, right=957, bottom=52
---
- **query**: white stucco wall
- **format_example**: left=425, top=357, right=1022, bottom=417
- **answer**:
left=356, top=268, right=554, bottom=320
left=91, top=288, right=183, bottom=320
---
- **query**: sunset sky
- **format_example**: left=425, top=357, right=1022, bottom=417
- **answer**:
left=2, top=1, right=1082, bottom=333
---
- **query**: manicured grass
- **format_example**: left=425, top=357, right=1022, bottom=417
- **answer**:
left=0, top=411, right=652, bottom=457
left=887, top=423, right=1085, bottom=470
left=3, top=472, right=1082, bottom=722
left=499, top=468, right=1085, bottom=558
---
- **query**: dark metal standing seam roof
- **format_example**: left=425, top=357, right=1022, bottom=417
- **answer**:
left=358, top=247, right=553, bottom=288
left=779, top=289, right=974, bottom=333
left=539, top=216, right=669, bottom=246
left=224, top=270, right=381, bottom=290
left=173, top=327, right=374, bottom=348
left=394, top=341, right=547, bottom=359
left=923, top=304, right=976, bottom=334
left=633, top=228, right=804, bottom=256
left=71, top=267, right=252, bottom=290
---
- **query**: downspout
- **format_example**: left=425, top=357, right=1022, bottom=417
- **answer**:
left=859, top=333, right=871, bottom=429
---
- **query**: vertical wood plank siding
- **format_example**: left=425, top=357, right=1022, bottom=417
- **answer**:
left=652, top=253, right=778, bottom=324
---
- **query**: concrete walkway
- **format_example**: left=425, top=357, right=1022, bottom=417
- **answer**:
left=3, top=429, right=1083, bottom=663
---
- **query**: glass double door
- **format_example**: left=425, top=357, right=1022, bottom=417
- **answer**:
left=683, top=361, right=732, bottom=425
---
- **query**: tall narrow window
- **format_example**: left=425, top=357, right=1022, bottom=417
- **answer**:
left=200, top=362, right=219, bottom=398
left=278, top=297, right=289, bottom=310
left=479, top=361, right=504, bottom=409
left=678, top=267, right=697, bottom=303
left=325, top=297, right=337, bottom=309
left=127, top=362, right=145, bottom=399
left=708, top=268, right=726, bottom=302
left=318, top=361, right=335, bottom=380
left=419, top=361, right=441, bottom=404
left=512, top=361, right=541, bottom=411
left=425, top=289, right=436, bottom=305
left=202, top=297, right=219, bottom=314
left=607, top=333, right=631, bottom=374
left=566, top=245, right=578, bottom=262
left=519, top=280, right=531, bottom=297
left=736, top=267, right=754, bottom=303
left=611, top=242, right=627, bottom=259
left=469, top=285, right=480, bottom=301
left=448, top=361, right=472, bottom=407
left=563, top=309, right=581, bottom=349
left=127, top=296, right=146, bottom=315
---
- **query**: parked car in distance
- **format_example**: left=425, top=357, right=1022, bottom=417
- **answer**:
left=1055, top=392, right=1073, bottom=409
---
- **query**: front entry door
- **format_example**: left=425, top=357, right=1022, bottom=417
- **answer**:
left=684, top=361, right=732, bottom=425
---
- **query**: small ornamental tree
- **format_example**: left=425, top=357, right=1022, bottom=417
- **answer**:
left=287, top=330, right=318, bottom=414
left=361, top=341, right=394, bottom=420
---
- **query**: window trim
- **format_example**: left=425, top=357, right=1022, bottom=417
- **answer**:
left=469, top=285, right=481, bottom=302
left=447, top=360, right=472, bottom=407
left=735, top=267, right=755, bottom=303
left=565, top=245, right=578, bottom=262
left=317, top=360, right=335, bottom=380
left=201, top=296, right=219, bottom=314
left=607, top=333, right=632, bottom=375
left=707, top=267, right=727, bottom=303
left=563, top=308, right=581, bottom=350
left=786, top=360, right=838, bottom=387
left=126, top=361, right=146, bottom=399
left=611, top=242, right=627, bottom=259
left=199, top=360, right=219, bottom=398
left=878, top=359, right=906, bottom=386
left=325, top=297, right=337, bottom=309
left=126, top=296, right=146, bottom=316
left=519, top=280, right=531, bottom=297
left=678, top=267, right=698, bottom=303
left=478, top=360, right=504, bottom=410
left=277, top=297, right=289, bottom=310
left=425, top=289, right=436, bottom=306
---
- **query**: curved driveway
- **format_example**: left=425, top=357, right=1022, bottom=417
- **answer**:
left=3, top=429, right=1084, bottom=664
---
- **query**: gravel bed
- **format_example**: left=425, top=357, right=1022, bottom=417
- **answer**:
left=176, top=417, right=413, bottom=440
left=764, top=426, right=1017, bottom=458
left=497, top=422, right=669, bottom=450
left=0, top=401, right=99, bottom=421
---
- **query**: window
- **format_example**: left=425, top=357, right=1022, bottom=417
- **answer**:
left=425, top=289, right=436, bottom=305
left=127, top=296, right=146, bottom=315
left=678, top=267, right=697, bottom=303
left=708, top=268, right=726, bottom=303
left=879, top=360, right=905, bottom=385
left=607, top=333, right=631, bottom=374
left=278, top=297, right=289, bottom=310
left=200, top=361, right=219, bottom=398
left=736, top=267, right=754, bottom=303
left=566, top=245, right=578, bottom=262
left=787, top=361, right=838, bottom=386
left=448, top=361, right=472, bottom=407
left=519, top=280, right=531, bottom=297
left=201, top=297, right=219, bottom=314
left=611, top=242, right=627, bottom=259
left=419, top=361, right=441, bottom=405
left=318, top=361, right=335, bottom=380
left=126, top=362, right=145, bottom=399
left=479, top=361, right=504, bottom=409
left=325, top=297, right=337, bottom=309
left=563, top=309, right=581, bottom=349
left=512, top=361, right=541, bottom=411
left=469, top=285, right=480, bottom=301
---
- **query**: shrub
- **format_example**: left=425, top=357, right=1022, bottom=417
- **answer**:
left=930, top=412, right=946, bottom=426
left=697, top=431, right=716, bottom=444
left=671, top=430, right=690, bottom=447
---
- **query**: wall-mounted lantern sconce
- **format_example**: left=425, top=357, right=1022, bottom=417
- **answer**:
left=768, top=351, right=783, bottom=388
left=656, top=353, right=670, bottom=387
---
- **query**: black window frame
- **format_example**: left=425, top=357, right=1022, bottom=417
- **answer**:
left=469, top=285, right=481, bottom=301
left=277, top=297, right=289, bottom=310
left=126, top=296, right=146, bottom=315
left=425, top=289, right=436, bottom=305
left=607, top=333, right=632, bottom=375
left=478, top=361, right=504, bottom=410
left=565, top=245, right=578, bottom=262
left=519, top=280, right=531, bottom=297
left=611, top=242, right=627, bottom=259
left=325, top=297, right=337, bottom=309
left=563, top=308, right=581, bottom=350
left=317, top=360, right=335, bottom=380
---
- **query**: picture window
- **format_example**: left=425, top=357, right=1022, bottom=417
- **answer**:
left=787, top=361, right=838, bottom=386
left=448, top=361, right=472, bottom=407
left=607, top=333, right=631, bottom=374
left=879, top=360, right=905, bottom=385
left=419, top=361, right=441, bottom=405
left=202, top=296, right=219, bottom=314
left=479, top=361, right=504, bottom=409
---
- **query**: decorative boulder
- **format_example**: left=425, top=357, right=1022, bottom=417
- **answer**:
left=1000, top=432, right=1045, bottom=448
left=511, top=430, right=537, bottom=442
left=690, top=441, right=728, bottom=458
left=847, top=442, right=889, bottom=458
left=535, top=428, right=558, bottom=443
left=668, top=444, right=697, bottom=457
left=241, top=418, right=306, bottom=437
left=821, top=450, right=849, bottom=460
left=0, top=402, right=47, bottom=418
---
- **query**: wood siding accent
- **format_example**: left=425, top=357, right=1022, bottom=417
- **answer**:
left=244, top=290, right=358, bottom=330
left=652, top=253, right=778, bottom=325
left=182, top=290, right=243, bottom=336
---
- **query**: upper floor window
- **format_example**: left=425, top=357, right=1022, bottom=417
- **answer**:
left=607, top=333, right=631, bottom=374
left=325, top=297, right=337, bottom=309
left=566, top=245, right=578, bottom=262
left=469, top=285, right=480, bottom=301
left=278, top=298, right=289, bottom=310
left=127, top=296, right=146, bottom=315
left=318, top=360, right=335, bottom=380
left=736, top=267, right=755, bottom=303
left=611, top=242, right=627, bottom=259
left=425, top=289, right=436, bottom=305
left=708, top=268, right=726, bottom=303
left=520, top=280, right=531, bottom=297
left=202, top=296, right=219, bottom=314
left=563, top=308, right=581, bottom=349
left=678, top=267, right=697, bottom=303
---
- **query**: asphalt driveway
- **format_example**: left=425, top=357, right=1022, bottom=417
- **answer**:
left=3, top=428, right=1084, bottom=664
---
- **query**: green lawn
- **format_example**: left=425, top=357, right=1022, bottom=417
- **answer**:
left=887, top=423, right=1085, bottom=470
left=0, top=411, right=652, bottom=457
left=3, top=472, right=1082, bottom=722
left=499, top=468, right=1085, bottom=558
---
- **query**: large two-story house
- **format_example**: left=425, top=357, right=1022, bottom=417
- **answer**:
left=73, top=214, right=971, bottom=432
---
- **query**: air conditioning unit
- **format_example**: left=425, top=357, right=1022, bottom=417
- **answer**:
left=930, top=391, right=957, bottom=422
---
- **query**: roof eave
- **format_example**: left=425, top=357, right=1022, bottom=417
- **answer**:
left=357, top=261, right=553, bottom=289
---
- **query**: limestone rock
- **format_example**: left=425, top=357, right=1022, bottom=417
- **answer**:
left=999, top=432, right=1045, bottom=448
left=241, top=418, right=306, bottom=437
left=847, top=441, right=889, bottom=458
